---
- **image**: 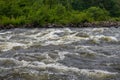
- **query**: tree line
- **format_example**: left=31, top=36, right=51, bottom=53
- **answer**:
left=0, top=0, right=120, bottom=25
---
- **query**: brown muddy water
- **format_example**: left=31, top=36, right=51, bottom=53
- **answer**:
left=0, top=27, right=120, bottom=80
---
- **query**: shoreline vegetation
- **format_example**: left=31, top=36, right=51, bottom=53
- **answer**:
left=0, top=0, right=120, bottom=29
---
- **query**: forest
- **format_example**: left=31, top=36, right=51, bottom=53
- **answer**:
left=0, top=0, right=120, bottom=26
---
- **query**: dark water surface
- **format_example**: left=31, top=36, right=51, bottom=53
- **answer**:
left=0, top=27, right=120, bottom=80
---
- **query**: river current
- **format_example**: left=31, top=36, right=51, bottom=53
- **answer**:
left=0, top=27, right=120, bottom=80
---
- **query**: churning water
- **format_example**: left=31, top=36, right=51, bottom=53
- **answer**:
left=0, top=27, right=120, bottom=80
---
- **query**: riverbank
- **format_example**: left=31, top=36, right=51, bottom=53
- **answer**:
left=0, top=21, right=120, bottom=30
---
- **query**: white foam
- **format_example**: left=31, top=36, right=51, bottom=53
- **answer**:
left=17, top=60, right=117, bottom=76
left=0, top=57, right=117, bottom=78
left=0, top=31, right=12, bottom=34
left=0, top=58, right=23, bottom=66
left=57, top=51, right=69, bottom=60
left=92, top=28, right=106, bottom=33
left=89, top=35, right=118, bottom=43
left=0, top=42, right=26, bottom=51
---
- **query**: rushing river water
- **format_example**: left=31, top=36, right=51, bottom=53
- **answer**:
left=0, top=27, right=120, bottom=80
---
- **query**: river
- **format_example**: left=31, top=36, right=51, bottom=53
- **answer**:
left=0, top=27, right=120, bottom=80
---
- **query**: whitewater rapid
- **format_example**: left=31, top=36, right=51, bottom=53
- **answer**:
left=0, top=27, right=120, bottom=80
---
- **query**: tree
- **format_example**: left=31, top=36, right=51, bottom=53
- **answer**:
left=86, top=7, right=110, bottom=21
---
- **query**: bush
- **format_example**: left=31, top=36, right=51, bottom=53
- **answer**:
left=85, top=7, right=110, bottom=21
left=27, top=6, right=50, bottom=25
left=48, top=4, right=70, bottom=24
left=0, top=16, right=27, bottom=25
left=0, top=0, right=119, bottom=26
left=109, top=17, right=120, bottom=21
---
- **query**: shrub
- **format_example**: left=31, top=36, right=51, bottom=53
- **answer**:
left=85, top=7, right=110, bottom=21
left=27, top=6, right=50, bottom=25
left=48, top=4, right=70, bottom=24
left=110, top=17, right=120, bottom=21
left=0, top=16, right=27, bottom=25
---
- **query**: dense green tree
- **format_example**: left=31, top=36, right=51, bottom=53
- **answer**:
left=85, top=7, right=110, bottom=21
left=0, top=0, right=120, bottom=25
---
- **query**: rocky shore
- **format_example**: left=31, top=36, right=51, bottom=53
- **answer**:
left=0, top=21, right=120, bottom=30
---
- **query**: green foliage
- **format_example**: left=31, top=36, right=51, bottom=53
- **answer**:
left=28, top=6, right=50, bottom=25
left=85, top=7, right=110, bottom=21
left=49, top=4, right=70, bottom=24
left=109, top=17, right=120, bottom=21
left=71, top=0, right=120, bottom=17
left=0, top=16, right=27, bottom=25
left=0, top=0, right=120, bottom=26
